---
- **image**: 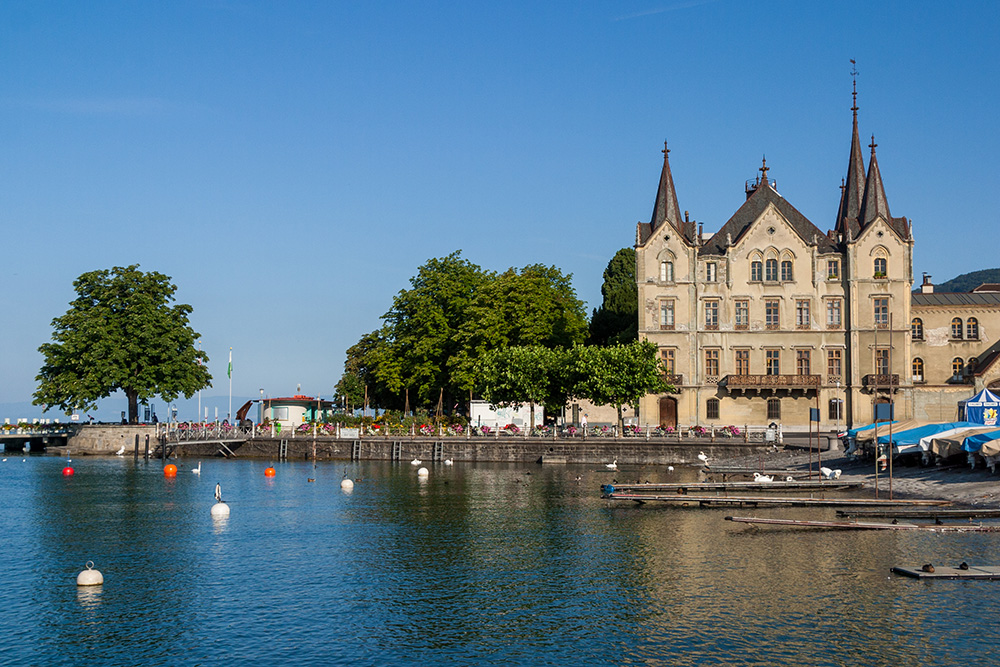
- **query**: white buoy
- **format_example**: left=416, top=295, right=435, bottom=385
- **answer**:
left=211, top=502, right=230, bottom=517
left=417, top=467, right=429, bottom=477
left=76, top=561, right=103, bottom=586
left=341, top=478, right=355, bottom=491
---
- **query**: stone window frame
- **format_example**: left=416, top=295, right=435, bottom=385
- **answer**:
left=951, top=317, right=963, bottom=340
left=912, top=357, right=924, bottom=383
left=826, top=298, right=842, bottom=329
left=706, top=398, right=720, bottom=420
left=911, top=317, right=923, bottom=340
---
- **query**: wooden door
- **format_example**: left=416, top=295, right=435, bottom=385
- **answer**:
left=659, top=397, right=677, bottom=429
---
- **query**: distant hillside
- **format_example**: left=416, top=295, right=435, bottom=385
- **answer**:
left=934, top=268, right=1000, bottom=293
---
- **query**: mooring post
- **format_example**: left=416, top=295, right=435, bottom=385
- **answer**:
left=134, top=434, right=139, bottom=462
left=161, top=434, right=166, bottom=463
left=144, top=434, right=150, bottom=461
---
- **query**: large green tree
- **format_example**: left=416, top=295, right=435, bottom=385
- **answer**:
left=477, top=346, right=571, bottom=429
left=588, top=247, right=637, bottom=346
left=570, top=340, right=673, bottom=432
left=34, top=265, right=212, bottom=423
left=338, top=252, right=588, bottom=414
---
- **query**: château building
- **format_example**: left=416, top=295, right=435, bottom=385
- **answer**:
left=635, top=90, right=1000, bottom=431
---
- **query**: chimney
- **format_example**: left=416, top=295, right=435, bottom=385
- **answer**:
left=921, top=273, right=934, bottom=294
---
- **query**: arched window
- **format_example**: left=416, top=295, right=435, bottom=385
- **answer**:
left=873, top=256, right=887, bottom=277
left=780, top=260, right=793, bottom=282
left=967, top=317, right=979, bottom=340
left=751, top=260, right=762, bottom=282
left=968, top=357, right=978, bottom=374
left=659, top=260, right=674, bottom=282
left=706, top=398, right=720, bottom=420
left=765, top=258, right=778, bottom=282
left=911, top=318, right=923, bottom=340
left=952, top=357, right=964, bottom=377
left=912, top=357, right=924, bottom=382
left=951, top=317, right=964, bottom=339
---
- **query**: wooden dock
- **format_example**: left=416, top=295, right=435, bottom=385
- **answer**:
left=892, top=565, right=1000, bottom=579
left=725, top=516, right=998, bottom=532
left=837, top=508, right=1000, bottom=520
left=604, top=481, right=862, bottom=494
left=604, top=494, right=951, bottom=507
left=702, top=466, right=813, bottom=476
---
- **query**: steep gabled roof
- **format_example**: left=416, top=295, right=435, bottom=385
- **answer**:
left=699, top=177, right=839, bottom=256
left=859, top=136, right=910, bottom=240
left=638, top=142, right=696, bottom=246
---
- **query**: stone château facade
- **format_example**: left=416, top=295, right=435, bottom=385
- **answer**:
left=635, top=89, right=1000, bottom=431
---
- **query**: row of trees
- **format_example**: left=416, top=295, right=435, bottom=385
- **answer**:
left=336, top=249, right=666, bottom=429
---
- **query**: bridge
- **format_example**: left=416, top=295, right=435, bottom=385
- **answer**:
left=0, top=427, right=73, bottom=453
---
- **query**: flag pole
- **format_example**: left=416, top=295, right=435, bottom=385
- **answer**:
left=228, top=347, right=233, bottom=423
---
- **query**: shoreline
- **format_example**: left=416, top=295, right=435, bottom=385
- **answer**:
left=715, top=447, right=1000, bottom=508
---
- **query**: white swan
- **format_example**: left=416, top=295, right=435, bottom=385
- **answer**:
left=411, top=458, right=422, bottom=466
left=215, top=483, right=223, bottom=503
left=192, top=462, right=202, bottom=475
left=667, top=465, right=674, bottom=471
left=697, top=451, right=709, bottom=465
left=114, top=445, right=125, bottom=456
left=753, top=472, right=774, bottom=483
left=443, top=459, right=454, bottom=465
left=605, top=459, right=618, bottom=470
left=820, top=466, right=842, bottom=480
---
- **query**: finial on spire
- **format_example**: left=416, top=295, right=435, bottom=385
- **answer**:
left=850, top=59, right=859, bottom=115
left=759, top=155, right=769, bottom=181
left=869, top=135, right=877, bottom=154
left=662, top=140, right=670, bottom=160
left=840, top=177, right=846, bottom=193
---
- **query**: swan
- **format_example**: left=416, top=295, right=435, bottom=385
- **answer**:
left=753, top=472, right=774, bottom=483
left=697, top=451, right=709, bottom=465
left=192, top=462, right=202, bottom=475
left=820, top=466, right=842, bottom=480
left=443, top=458, right=454, bottom=465
left=115, top=445, right=125, bottom=456
left=667, top=465, right=674, bottom=471
left=605, top=459, right=618, bottom=470
left=411, top=458, right=422, bottom=466
left=214, top=483, right=223, bottom=503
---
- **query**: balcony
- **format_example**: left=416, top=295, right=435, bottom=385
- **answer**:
left=862, top=374, right=900, bottom=391
left=720, top=374, right=821, bottom=395
left=661, top=374, right=683, bottom=386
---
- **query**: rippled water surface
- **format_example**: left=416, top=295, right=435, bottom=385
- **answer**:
left=0, top=456, right=997, bottom=666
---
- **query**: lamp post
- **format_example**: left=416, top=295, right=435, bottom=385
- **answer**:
left=836, top=380, right=841, bottom=435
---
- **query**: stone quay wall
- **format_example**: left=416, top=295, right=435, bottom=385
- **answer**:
left=174, top=435, right=787, bottom=466
left=67, top=425, right=158, bottom=455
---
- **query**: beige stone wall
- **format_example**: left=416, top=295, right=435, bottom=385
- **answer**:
left=68, top=425, right=157, bottom=454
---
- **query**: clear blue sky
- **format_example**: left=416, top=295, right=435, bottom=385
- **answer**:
left=2, top=1, right=997, bottom=419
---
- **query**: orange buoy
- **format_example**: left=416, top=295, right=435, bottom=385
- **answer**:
left=264, top=467, right=276, bottom=477
left=163, top=464, right=177, bottom=477
left=62, top=466, right=74, bottom=476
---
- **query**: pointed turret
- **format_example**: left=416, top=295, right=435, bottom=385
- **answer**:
left=835, top=80, right=865, bottom=240
left=859, top=135, right=890, bottom=227
left=858, top=135, right=910, bottom=240
left=650, top=141, right=684, bottom=237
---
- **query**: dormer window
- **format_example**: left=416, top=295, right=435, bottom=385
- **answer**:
left=873, top=256, right=887, bottom=278
left=827, top=259, right=840, bottom=280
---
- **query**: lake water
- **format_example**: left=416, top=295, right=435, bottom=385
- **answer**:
left=0, top=456, right=997, bottom=666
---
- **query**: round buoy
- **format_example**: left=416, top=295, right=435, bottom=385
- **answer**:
left=163, top=464, right=177, bottom=477
left=76, top=561, right=103, bottom=586
left=341, top=478, right=354, bottom=491
left=264, top=467, right=276, bottom=478
left=417, top=467, right=429, bottom=477
left=62, top=466, right=75, bottom=477
left=211, top=502, right=230, bottom=517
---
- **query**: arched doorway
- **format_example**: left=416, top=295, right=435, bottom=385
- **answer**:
left=659, top=397, right=677, bottom=429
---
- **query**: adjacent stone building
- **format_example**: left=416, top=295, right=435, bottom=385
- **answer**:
left=635, top=90, right=1000, bottom=431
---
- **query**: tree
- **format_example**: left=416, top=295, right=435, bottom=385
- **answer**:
left=588, top=247, right=637, bottom=346
left=570, top=340, right=673, bottom=432
left=477, top=346, right=570, bottom=429
left=34, top=265, right=212, bottom=423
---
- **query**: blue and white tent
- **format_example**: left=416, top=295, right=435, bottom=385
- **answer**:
left=962, top=388, right=1000, bottom=426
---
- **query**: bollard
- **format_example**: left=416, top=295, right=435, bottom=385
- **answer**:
left=144, top=434, right=150, bottom=461
left=134, top=434, right=139, bottom=462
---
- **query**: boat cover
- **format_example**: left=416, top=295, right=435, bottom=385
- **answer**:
left=930, top=428, right=1000, bottom=458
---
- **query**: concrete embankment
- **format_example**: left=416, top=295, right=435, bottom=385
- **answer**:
left=64, top=425, right=158, bottom=455
left=175, top=435, right=778, bottom=466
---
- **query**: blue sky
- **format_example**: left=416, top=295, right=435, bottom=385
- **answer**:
left=2, top=1, right=997, bottom=420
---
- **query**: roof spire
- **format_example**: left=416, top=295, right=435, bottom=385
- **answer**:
left=835, top=61, right=865, bottom=240
left=859, top=134, right=891, bottom=227
left=759, top=155, right=769, bottom=182
left=649, top=140, right=688, bottom=242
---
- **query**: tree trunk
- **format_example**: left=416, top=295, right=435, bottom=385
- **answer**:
left=126, top=389, right=139, bottom=424
left=616, top=404, right=624, bottom=434
left=529, top=403, right=535, bottom=430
